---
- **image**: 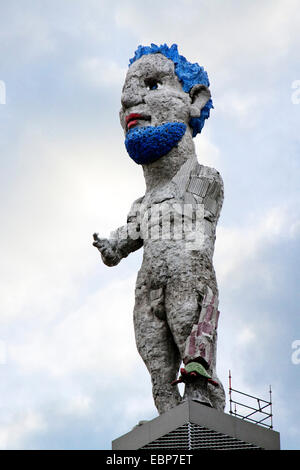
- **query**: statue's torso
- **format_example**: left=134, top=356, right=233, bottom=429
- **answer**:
left=131, top=161, right=224, bottom=287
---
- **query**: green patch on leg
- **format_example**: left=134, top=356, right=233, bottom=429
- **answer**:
left=185, top=362, right=211, bottom=379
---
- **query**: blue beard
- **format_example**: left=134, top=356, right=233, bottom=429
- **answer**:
left=125, top=122, right=187, bottom=165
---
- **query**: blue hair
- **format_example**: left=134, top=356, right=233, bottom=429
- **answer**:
left=129, top=43, right=213, bottom=137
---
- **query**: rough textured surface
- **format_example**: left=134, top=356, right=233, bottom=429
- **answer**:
left=93, top=46, right=225, bottom=414
left=128, top=43, right=213, bottom=137
left=125, top=122, right=186, bottom=164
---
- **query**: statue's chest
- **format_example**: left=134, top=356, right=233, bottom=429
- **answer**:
left=142, top=170, right=221, bottom=220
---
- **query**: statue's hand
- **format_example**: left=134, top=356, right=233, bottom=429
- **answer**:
left=92, top=233, right=119, bottom=266
left=93, top=232, right=108, bottom=250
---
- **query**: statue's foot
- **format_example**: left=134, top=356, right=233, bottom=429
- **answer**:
left=171, top=362, right=220, bottom=408
left=208, top=380, right=226, bottom=411
left=183, top=376, right=213, bottom=408
left=171, top=362, right=219, bottom=387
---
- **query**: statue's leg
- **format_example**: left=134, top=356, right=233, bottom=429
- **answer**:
left=207, top=372, right=226, bottom=411
left=133, top=283, right=182, bottom=415
left=205, top=331, right=226, bottom=411
left=165, top=281, right=226, bottom=410
left=165, top=281, right=215, bottom=407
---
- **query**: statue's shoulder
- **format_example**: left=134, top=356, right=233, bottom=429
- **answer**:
left=132, top=195, right=145, bottom=206
left=129, top=195, right=145, bottom=211
left=196, top=163, right=224, bottom=187
left=127, top=196, right=145, bottom=222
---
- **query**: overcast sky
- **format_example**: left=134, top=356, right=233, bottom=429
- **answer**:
left=0, top=0, right=299, bottom=450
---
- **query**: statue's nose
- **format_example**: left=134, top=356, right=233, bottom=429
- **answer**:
left=121, top=82, right=144, bottom=109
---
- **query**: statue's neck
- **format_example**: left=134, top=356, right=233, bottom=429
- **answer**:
left=142, top=133, right=197, bottom=193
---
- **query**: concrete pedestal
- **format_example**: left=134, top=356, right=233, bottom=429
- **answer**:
left=112, top=400, right=280, bottom=450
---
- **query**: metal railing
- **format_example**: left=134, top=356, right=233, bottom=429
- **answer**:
left=229, top=370, right=273, bottom=429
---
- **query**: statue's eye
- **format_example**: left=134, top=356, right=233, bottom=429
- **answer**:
left=145, top=78, right=162, bottom=91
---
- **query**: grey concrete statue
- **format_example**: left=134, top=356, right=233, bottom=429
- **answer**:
left=93, top=44, right=225, bottom=414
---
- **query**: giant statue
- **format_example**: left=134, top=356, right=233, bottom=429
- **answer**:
left=93, top=44, right=225, bottom=414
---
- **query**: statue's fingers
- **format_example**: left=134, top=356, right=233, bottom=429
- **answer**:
left=93, top=240, right=106, bottom=249
left=93, top=233, right=107, bottom=246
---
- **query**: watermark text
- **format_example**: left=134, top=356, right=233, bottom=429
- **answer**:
left=0, top=340, right=7, bottom=364
left=291, top=339, right=300, bottom=365
left=291, top=80, right=300, bottom=104
left=110, top=202, right=206, bottom=251
left=0, top=80, right=6, bottom=104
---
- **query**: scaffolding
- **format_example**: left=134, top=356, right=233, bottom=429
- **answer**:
left=229, top=370, right=273, bottom=429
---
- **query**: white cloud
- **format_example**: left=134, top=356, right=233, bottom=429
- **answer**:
left=9, top=276, right=138, bottom=378
left=63, top=395, right=93, bottom=417
left=0, top=1, right=115, bottom=67
left=0, top=410, right=46, bottom=450
left=78, top=57, right=127, bottom=88
left=290, top=220, right=300, bottom=239
left=115, top=0, right=300, bottom=74
left=0, top=126, right=144, bottom=322
left=195, top=132, right=222, bottom=170
left=215, top=89, right=274, bottom=127
left=0, top=124, right=143, bottom=380
left=215, top=205, right=298, bottom=288
left=0, top=8, right=55, bottom=64
left=236, top=327, right=256, bottom=346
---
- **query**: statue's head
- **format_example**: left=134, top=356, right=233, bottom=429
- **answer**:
left=120, top=44, right=213, bottom=165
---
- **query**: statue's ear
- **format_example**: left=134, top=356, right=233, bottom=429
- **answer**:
left=189, top=84, right=211, bottom=118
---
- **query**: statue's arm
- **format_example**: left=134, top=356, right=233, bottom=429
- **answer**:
left=93, top=198, right=143, bottom=267
left=203, top=168, right=224, bottom=223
